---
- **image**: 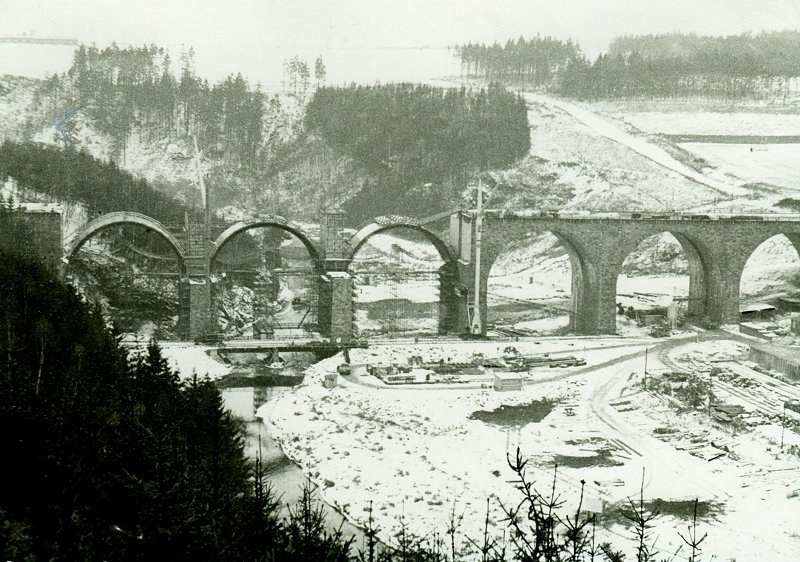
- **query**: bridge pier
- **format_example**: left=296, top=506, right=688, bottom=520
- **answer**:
left=701, top=235, right=760, bottom=327
left=318, top=210, right=354, bottom=341
left=185, top=272, right=212, bottom=340
left=687, top=264, right=708, bottom=317
left=318, top=272, right=354, bottom=341
left=711, top=269, right=744, bottom=325
left=577, top=264, right=619, bottom=334
left=438, top=261, right=466, bottom=334
left=184, top=223, right=213, bottom=341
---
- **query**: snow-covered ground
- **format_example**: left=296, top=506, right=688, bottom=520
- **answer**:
left=154, top=343, right=231, bottom=380
left=591, top=107, right=800, bottom=137
left=527, top=94, right=737, bottom=196
left=516, top=98, right=724, bottom=213
left=581, top=98, right=800, bottom=204
left=511, top=315, right=570, bottom=333
left=261, top=339, right=647, bottom=552
left=490, top=266, right=687, bottom=311
left=259, top=336, right=800, bottom=561
left=355, top=282, right=439, bottom=304
left=616, top=274, right=688, bottom=308
left=678, top=143, right=800, bottom=192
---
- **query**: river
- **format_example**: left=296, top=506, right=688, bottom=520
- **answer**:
left=220, top=383, right=369, bottom=549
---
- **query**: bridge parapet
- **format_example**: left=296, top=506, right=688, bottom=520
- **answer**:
left=472, top=209, right=800, bottom=223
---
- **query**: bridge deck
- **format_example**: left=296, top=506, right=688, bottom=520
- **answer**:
left=123, top=338, right=368, bottom=353
left=471, top=209, right=800, bottom=223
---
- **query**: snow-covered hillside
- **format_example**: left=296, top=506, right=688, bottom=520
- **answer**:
left=4, top=72, right=798, bottom=330
left=484, top=94, right=800, bottom=321
left=0, top=74, right=309, bottom=211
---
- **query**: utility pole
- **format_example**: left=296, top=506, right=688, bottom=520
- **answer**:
left=192, top=135, right=212, bottom=337
left=708, top=370, right=713, bottom=418
left=193, top=135, right=210, bottom=233
left=643, top=348, right=648, bottom=390
left=781, top=402, right=787, bottom=452
left=470, top=178, right=484, bottom=335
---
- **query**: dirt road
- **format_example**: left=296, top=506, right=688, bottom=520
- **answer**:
left=523, top=93, right=736, bottom=196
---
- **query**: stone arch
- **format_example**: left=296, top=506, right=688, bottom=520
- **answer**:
left=671, top=231, right=715, bottom=318
left=479, top=227, right=590, bottom=334
left=556, top=232, right=590, bottom=332
left=738, top=231, right=800, bottom=303
left=62, top=212, right=186, bottom=276
left=210, top=217, right=323, bottom=338
left=61, top=212, right=187, bottom=338
left=614, top=229, right=714, bottom=321
left=347, top=216, right=456, bottom=264
left=347, top=216, right=460, bottom=335
left=211, top=216, right=322, bottom=271
left=737, top=231, right=800, bottom=268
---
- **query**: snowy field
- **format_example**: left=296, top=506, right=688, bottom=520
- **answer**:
left=579, top=98, right=800, bottom=202
left=529, top=95, right=738, bottom=196
left=150, top=343, right=231, bottom=380
left=520, top=97, right=726, bottom=212
left=260, top=337, right=800, bottom=561
left=591, top=107, right=800, bottom=137
left=678, top=143, right=800, bottom=191
left=355, top=282, right=439, bottom=304
left=510, top=315, right=570, bottom=333
left=616, top=274, right=688, bottom=309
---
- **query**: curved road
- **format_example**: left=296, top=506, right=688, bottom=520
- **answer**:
left=523, top=93, right=736, bottom=197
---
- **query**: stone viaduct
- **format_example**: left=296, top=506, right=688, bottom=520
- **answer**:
left=59, top=210, right=462, bottom=341
left=450, top=211, right=800, bottom=335
left=55, top=208, right=800, bottom=340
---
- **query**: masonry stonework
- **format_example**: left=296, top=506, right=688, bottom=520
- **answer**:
left=56, top=209, right=800, bottom=340
left=321, top=209, right=347, bottom=260
left=453, top=212, right=800, bottom=335
left=325, top=272, right=354, bottom=341
left=184, top=223, right=212, bottom=340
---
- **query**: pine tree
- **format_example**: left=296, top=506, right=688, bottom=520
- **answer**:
left=315, top=55, right=327, bottom=88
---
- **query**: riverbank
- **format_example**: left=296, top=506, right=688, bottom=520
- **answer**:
left=260, top=337, right=800, bottom=561
left=156, top=344, right=370, bottom=546
left=221, top=385, right=369, bottom=546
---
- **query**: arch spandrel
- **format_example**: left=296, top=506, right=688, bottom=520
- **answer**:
left=733, top=229, right=800, bottom=274
left=477, top=220, right=594, bottom=278
left=475, top=221, right=592, bottom=334
left=347, top=216, right=456, bottom=263
left=211, top=216, right=322, bottom=269
left=611, top=228, right=717, bottom=274
left=738, top=232, right=800, bottom=287
left=63, top=212, right=186, bottom=264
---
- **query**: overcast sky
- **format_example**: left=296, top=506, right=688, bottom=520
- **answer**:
left=2, top=0, right=799, bottom=85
